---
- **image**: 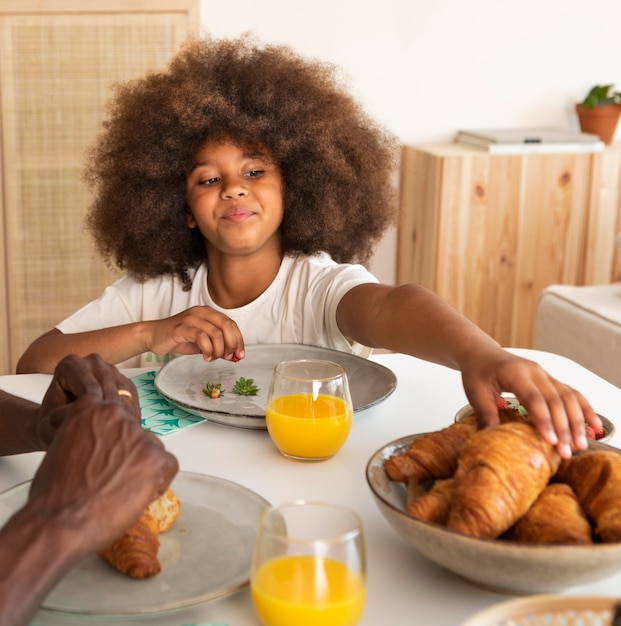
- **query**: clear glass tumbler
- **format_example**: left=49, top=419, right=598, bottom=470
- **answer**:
left=251, top=501, right=366, bottom=626
left=265, top=359, right=354, bottom=461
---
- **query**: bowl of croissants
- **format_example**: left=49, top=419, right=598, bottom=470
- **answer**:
left=366, top=405, right=621, bottom=594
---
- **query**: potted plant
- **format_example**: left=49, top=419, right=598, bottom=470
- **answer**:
left=575, top=84, right=621, bottom=144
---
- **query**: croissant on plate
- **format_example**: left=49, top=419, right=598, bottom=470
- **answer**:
left=98, top=487, right=181, bottom=579
left=446, top=421, right=561, bottom=539
left=504, top=483, right=593, bottom=545
left=385, top=421, right=477, bottom=483
left=145, top=487, right=181, bottom=532
left=98, top=512, right=161, bottom=579
left=555, top=450, right=621, bottom=542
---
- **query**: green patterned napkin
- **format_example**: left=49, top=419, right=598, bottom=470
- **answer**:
left=132, top=371, right=205, bottom=436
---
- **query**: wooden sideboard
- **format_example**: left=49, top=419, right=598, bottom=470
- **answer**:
left=397, top=143, right=621, bottom=348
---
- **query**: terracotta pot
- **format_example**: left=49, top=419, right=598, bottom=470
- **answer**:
left=575, top=103, right=621, bottom=144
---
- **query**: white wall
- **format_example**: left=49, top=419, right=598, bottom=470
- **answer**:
left=199, top=0, right=621, bottom=283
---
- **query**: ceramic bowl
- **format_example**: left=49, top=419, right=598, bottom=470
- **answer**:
left=366, top=434, right=621, bottom=594
left=454, top=396, right=615, bottom=443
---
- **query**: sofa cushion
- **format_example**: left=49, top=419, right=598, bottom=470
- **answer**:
left=534, top=284, right=621, bottom=388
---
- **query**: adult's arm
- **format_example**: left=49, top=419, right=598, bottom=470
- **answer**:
left=0, top=395, right=178, bottom=626
left=0, top=390, right=40, bottom=456
left=0, top=353, right=138, bottom=455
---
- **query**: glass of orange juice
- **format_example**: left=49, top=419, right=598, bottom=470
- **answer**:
left=251, top=501, right=366, bottom=626
left=265, top=359, right=354, bottom=461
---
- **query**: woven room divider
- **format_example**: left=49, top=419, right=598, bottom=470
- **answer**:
left=0, top=1, right=200, bottom=374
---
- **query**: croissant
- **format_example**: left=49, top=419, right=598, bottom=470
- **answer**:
left=406, top=478, right=454, bottom=525
left=98, top=487, right=180, bottom=578
left=446, top=421, right=561, bottom=538
left=385, top=421, right=477, bottom=483
left=504, top=483, right=593, bottom=545
left=98, top=512, right=161, bottom=579
left=145, top=486, right=180, bottom=532
left=555, top=450, right=621, bottom=542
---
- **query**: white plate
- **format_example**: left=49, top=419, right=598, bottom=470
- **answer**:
left=155, top=344, right=397, bottom=429
left=0, top=472, right=269, bottom=617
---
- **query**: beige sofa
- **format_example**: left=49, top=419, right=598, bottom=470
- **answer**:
left=534, top=236, right=621, bottom=388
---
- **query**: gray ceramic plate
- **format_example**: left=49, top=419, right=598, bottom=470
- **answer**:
left=367, top=434, right=621, bottom=594
left=155, top=344, right=397, bottom=429
left=0, top=472, right=269, bottom=617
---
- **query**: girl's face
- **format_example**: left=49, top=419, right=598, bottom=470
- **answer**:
left=185, top=138, right=284, bottom=259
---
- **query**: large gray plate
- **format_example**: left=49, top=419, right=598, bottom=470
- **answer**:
left=0, top=472, right=269, bottom=617
left=155, top=344, right=397, bottom=429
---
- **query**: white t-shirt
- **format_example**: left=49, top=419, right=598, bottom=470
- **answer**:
left=57, top=253, right=378, bottom=367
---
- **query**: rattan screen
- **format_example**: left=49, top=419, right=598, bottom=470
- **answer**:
left=0, top=3, right=199, bottom=373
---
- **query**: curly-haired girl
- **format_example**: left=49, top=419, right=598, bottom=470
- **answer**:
left=18, top=36, right=599, bottom=457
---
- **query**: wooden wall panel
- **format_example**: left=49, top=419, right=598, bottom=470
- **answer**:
left=398, top=144, right=602, bottom=348
left=583, top=144, right=621, bottom=283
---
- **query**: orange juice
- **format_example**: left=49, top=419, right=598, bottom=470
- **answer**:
left=265, top=393, right=353, bottom=459
left=251, top=555, right=365, bottom=626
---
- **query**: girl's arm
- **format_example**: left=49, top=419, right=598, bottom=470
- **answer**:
left=17, top=325, right=152, bottom=374
left=337, top=282, right=599, bottom=459
left=17, top=306, right=246, bottom=374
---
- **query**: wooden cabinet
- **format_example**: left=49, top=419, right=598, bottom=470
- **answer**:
left=397, top=143, right=621, bottom=348
left=0, top=1, right=199, bottom=374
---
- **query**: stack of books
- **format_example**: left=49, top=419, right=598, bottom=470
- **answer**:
left=455, top=128, right=604, bottom=153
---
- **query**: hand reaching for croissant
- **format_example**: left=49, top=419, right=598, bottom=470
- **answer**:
left=459, top=348, right=600, bottom=459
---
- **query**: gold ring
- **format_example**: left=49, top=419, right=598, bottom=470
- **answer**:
left=118, top=389, right=133, bottom=400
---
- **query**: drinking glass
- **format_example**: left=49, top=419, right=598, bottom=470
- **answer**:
left=251, top=501, right=366, bottom=626
left=265, top=359, right=354, bottom=461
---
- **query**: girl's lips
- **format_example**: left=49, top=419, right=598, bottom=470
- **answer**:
left=223, top=207, right=253, bottom=222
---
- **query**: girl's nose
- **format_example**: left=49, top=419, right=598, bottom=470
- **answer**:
left=220, top=179, right=247, bottom=199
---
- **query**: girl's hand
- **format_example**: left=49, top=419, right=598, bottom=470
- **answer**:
left=460, top=349, right=600, bottom=459
left=146, top=305, right=245, bottom=363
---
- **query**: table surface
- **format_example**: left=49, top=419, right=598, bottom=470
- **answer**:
left=1, top=348, right=620, bottom=626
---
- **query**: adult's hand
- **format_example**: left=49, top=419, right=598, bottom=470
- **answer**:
left=37, top=353, right=139, bottom=449
left=0, top=394, right=177, bottom=626
left=29, top=394, right=178, bottom=553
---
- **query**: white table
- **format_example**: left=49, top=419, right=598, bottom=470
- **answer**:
left=1, top=349, right=620, bottom=626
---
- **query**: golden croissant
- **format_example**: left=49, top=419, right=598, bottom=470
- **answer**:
left=446, top=421, right=560, bottom=539
left=556, top=450, right=621, bottom=543
left=406, top=478, right=454, bottom=525
left=385, top=421, right=477, bottom=483
left=98, top=487, right=180, bottom=579
left=504, top=483, right=592, bottom=545
left=98, top=512, right=161, bottom=579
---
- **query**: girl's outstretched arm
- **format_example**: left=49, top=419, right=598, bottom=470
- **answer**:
left=337, top=282, right=600, bottom=459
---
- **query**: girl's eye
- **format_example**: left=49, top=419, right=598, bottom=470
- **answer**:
left=198, top=177, right=220, bottom=186
left=245, top=169, right=264, bottom=178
